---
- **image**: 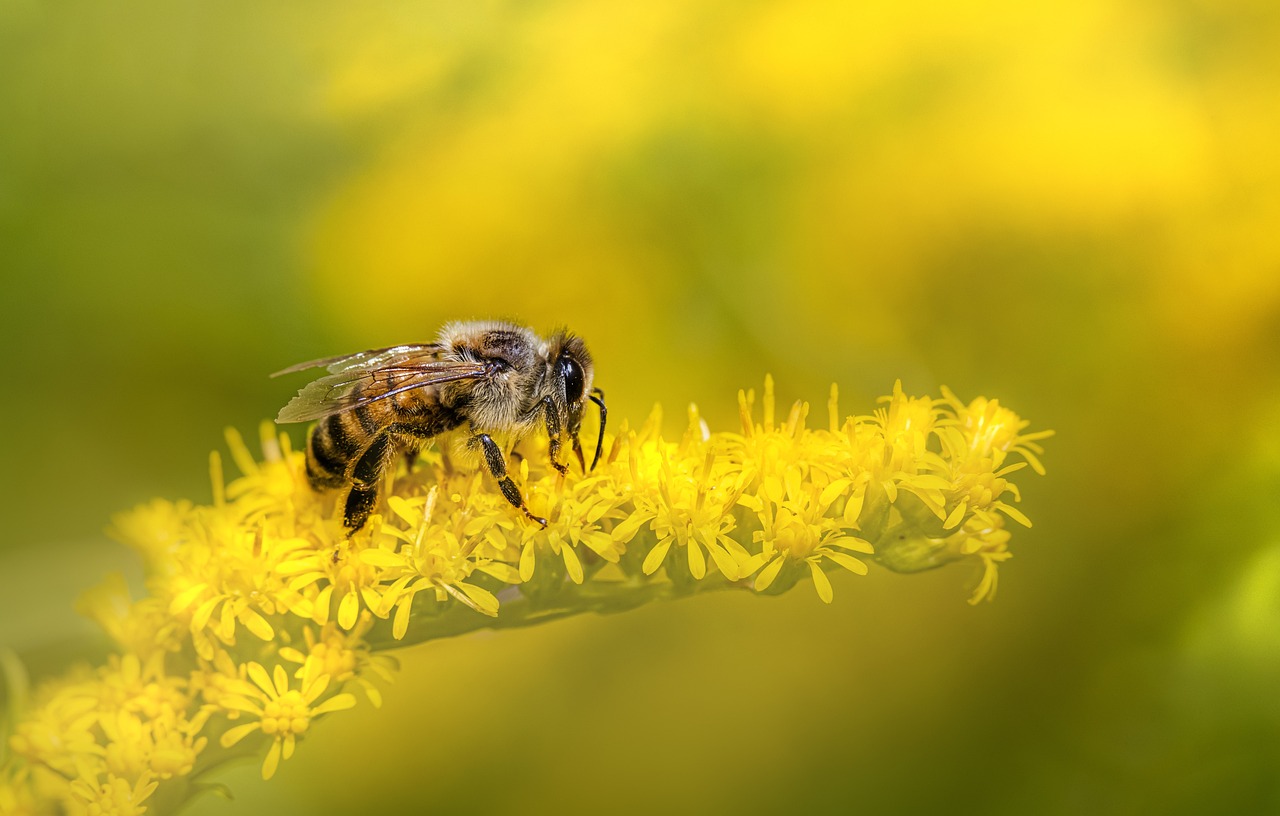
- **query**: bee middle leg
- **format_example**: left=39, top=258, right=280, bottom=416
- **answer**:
left=474, top=433, right=548, bottom=528
left=403, top=447, right=420, bottom=473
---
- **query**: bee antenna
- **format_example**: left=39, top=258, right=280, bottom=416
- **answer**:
left=589, top=388, right=607, bottom=471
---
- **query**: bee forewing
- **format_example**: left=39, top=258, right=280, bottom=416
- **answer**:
left=270, top=343, right=442, bottom=378
left=274, top=360, right=491, bottom=423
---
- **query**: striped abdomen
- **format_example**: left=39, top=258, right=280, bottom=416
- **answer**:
left=303, top=386, right=467, bottom=492
left=305, top=408, right=376, bottom=490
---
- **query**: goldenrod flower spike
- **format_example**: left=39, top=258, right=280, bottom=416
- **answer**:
left=1, top=382, right=1049, bottom=811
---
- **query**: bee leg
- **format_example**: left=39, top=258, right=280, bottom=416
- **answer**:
left=588, top=389, right=607, bottom=471
left=475, top=433, right=548, bottom=528
left=539, top=396, right=569, bottom=475
left=565, top=388, right=607, bottom=472
left=343, top=433, right=393, bottom=533
left=403, top=447, right=419, bottom=473
left=343, top=485, right=379, bottom=533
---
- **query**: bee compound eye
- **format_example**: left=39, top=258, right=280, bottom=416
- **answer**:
left=560, top=356, right=585, bottom=404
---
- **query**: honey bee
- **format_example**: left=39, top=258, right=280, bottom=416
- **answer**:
left=272, top=320, right=606, bottom=532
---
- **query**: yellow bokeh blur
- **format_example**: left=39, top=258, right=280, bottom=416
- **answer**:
left=2, top=0, right=1277, bottom=812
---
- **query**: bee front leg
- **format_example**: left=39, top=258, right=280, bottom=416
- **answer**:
left=474, top=433, right=548, bottom=528
left=538, top=396, right=569, bottom=475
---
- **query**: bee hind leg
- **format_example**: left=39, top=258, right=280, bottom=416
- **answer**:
left=474, top=433, right=548, bottom=528
left=342, top=433, right=394, bottom=534
left=343, top=485, right=379, bottom=533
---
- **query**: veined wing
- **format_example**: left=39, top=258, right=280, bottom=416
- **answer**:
left=274, top=349, right=489, bottom=423
left=270, top=343, right=443, bottom=378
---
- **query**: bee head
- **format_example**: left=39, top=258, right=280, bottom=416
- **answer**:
left=551, top=332, right=606, bottom=470
left=553, top=334, right=592, bottom=419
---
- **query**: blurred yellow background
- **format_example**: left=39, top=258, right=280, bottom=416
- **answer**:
left=2, top=0, right=1278, bottom=813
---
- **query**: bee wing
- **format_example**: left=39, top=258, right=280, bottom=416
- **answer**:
left=274, top=347, right=489, bottom=423
left=270, top=343, right=443, bottom=378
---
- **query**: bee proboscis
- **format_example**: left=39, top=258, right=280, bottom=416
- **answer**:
left=273, top=320, right=606, bottom=532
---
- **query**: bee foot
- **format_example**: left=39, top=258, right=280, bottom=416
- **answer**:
left=525, top=510, right=549, bottom=528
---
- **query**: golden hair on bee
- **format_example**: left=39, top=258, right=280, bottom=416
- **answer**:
left=272, top=320, right=606, bottom=532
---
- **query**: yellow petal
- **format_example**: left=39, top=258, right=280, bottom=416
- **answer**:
left=996, top=502, right=1032, bottom=527
left=191, top=595, right=222, bottom=632
left=302, top=672, right=330, bottom=702
left=882, top=479, right=898, bottom=503
left=1016, top=447, right=1047, bottom=476
left=581, top=530, right=618, bottom=561
left=717, top=533, right=751, bottom=561
left=478, top=562, right=521, bottom=584
left=809, top=561, right=834, bottom=603
left=376, top=574, right=415, bottom=617
left=824, top=552, right=869, bottom=576
left=456, top=582, right=500, bottom=617
left=561, top=543, right=584, bottom=584
left=311, top=693, right=358, bottom=716
left=393, top=595, right=415, bottom=641
left=642, top=537, right=673, bottom=575
left=783, top=469, right=803, bottom=503
left=519, top=540, right=536, bottom=582
left=219, top=722, right=261, bottom=749
left=994, top=462, right=1029, bottom=478
left=217, top=600, right=237, bottom=641
left=686, top=539, right=706, bottom=580
left=168, top=582, right=209, bottom=614
left=706, top=541, right=739, bottom=581
left=239, top=607, right=275, bottom=641
left=247, top=663, right=274, bottom=697
left=754, top=556, right=785, bottom=592
left=262, top=738, right=282, bottom=780
left=273, top=664, right=290, bottom=697
left=287, top=571, right=326, bottom=590
left=842, top=489, right=865, bottom=526
left=385, top=495, right=421, bottom=526
left=286, top=596, right=315, bottom=619
left=737, top=552, right=770, bottom=577
left=313, top=585, right=333, bottom=625
left=943, top=500, right=968, bottom=530
left=361, top=680, right=384, bottom=709
left=610, top=512, right=651, bottom=543
left=338, top=590, right=360, bottom=630
left=220, top=696, right=263, bottom=715
left=359, top=549, right=404, bottom=568
left=825, top=536, right=875, bottom=554
left=819, top=479, right=851, bottom=508
left=761, top=475, right=784, bottom=504
left=737, top=492, right=763, bottom=512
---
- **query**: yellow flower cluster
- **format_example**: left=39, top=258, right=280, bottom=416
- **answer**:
left=0, top=379, right=1048, bottom=812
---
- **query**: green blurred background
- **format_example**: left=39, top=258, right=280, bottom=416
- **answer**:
left=2, top=0, right=1279, bottom=813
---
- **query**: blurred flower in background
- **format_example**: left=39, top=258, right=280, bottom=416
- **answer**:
left=1, top=0, right=1277, bottom=814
